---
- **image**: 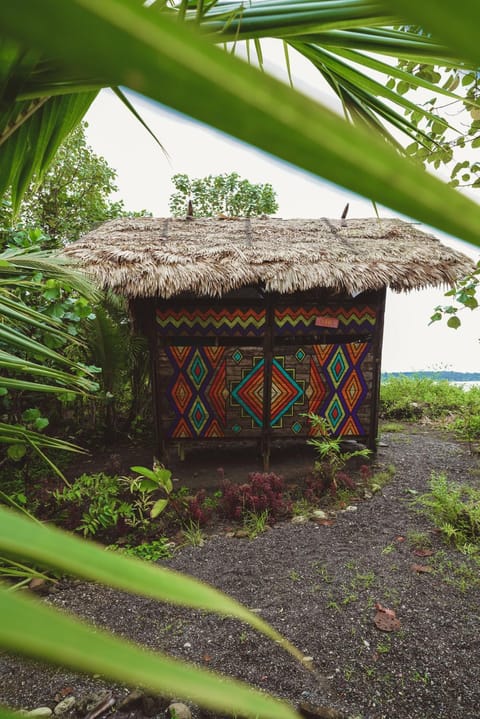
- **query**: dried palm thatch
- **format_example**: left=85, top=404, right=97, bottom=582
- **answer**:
left=63, top=217, right=474, bottom=299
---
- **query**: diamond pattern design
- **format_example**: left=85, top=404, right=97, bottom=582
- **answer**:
left=188, top=350, right=208, bottom=389
left=328, top=348, right=348, bottom=387
left=270, top=359, right=304, bottom=426
left=231, top=359, right=265, bottom=427
left=171, top=374, right=193, bottom=414
left=343, top=370, right=364, bottom=412
left=326, top=395, right=346, bottom=431
left=188, top=398, right=208, bottom=434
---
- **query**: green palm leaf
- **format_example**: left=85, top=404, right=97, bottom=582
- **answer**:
left=2, top=0, right=480, bottom=246
left=0, top=505, right=303, bottom=718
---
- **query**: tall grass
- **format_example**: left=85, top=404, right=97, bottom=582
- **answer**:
left=380, top=377, right=480, bottom=446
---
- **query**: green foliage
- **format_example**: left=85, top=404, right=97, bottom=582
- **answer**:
left=0, top=506, right=302, bottom=719
left=429, top=549, right=480, bottom=592
left=181, top=521, right=205, bottom=548
left=3, top=123, right=149, bottom=243
left=55, top=465, right=173, bottom=538
left=4, top=2, right=480, bottom=716
left=243, top=509, right=270, bottom=539
left=304, top=412, right=371, bottom=494
left=169, top=172, right=278, bottom=218
left=111, top=537, right=174, bottom=562
left=430, top=260, right=480, bottom=330
left=0, top=245, right=100, bottom=475
left=451, top=387, right=480, bottom=447
left=55, top=472, right=134, bottom=537
left=4, top=2, right=480, bottom=248
left=380, top=375, right=466, bottom=420
left=128, top=464, right=173, bottom=520
left=413, top=472, right=480, bottom=553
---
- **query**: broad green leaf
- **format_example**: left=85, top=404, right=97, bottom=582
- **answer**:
left=2, top=1, right=480, bottom=247
left=0, top=582, right=299, bottom=719
left=387, top=1, right=480, bottom=70
left=130, top=465, right=160, bottom=482
left=151, top=498, right=169, bottom=517
left=0, top=507, right=305, bottom=664
left=447, top=316, right=461, bottom=329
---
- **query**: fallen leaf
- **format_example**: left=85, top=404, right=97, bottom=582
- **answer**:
left=413, top=548, right=435, bottom=557
left=411, top=563, right=433, bottom=573
left=202, top=654, right=212, bottom=663
left=395, top=535, right=405, bottom=542
left=375, top=602, right=396, bottom=618
left=317, top=519, right=335, bottom=526
left=374, top=611, right=401, bottom=632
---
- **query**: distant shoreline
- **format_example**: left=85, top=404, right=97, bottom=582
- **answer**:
left=382, top=371, right=480, bottom=382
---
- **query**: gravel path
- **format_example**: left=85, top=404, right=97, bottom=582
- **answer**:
left=1, top=428, right=479, bottom=719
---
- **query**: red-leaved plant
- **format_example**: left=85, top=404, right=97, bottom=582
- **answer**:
left=220, top=472, right=292, bottom=522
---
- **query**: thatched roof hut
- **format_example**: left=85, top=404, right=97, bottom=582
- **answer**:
left=66, top=217, right=473, bottom=467
left=64, top=217, right=473, bottom=299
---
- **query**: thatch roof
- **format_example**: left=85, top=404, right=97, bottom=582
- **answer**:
left=63, top=217, right=474, bottom=299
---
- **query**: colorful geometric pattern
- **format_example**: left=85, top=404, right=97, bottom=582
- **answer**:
left=157, top=307, right=265, bottom=337
left=307, top=341, right=371, bottom=436
left=270, top=358, right=305, bottom=427
left=164, top=345, right=228, bottom=438
left=231, top=357, right=265, bottom=427
left=274, top=305, right=376, bottom=336
left=160, top=340, right=372, bottom=441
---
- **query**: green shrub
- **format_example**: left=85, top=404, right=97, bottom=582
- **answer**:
left=381, top=375, right=466, bottom=421
left=111, top=537, right=174, bottom=561
left=413, top=472, right=480, bottom=553
left=54, top=465, right=173, bottom=539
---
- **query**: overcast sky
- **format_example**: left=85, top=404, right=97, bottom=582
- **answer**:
left=84, top=84, right=480, bottom=374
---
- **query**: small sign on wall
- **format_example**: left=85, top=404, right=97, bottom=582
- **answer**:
left=315, top=316, right=340, bottom=329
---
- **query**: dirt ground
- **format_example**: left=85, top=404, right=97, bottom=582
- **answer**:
left=1, top=425, right=480, bottom=719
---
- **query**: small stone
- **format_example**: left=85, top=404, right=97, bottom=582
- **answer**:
left=183, top=641, right=192, bottom=649
left=311, top=509, right=328, bottom=520
left=344, top=505, right=358, bottom=512
left=53, top=696, right=76, bottom=715
left=26, top=708, right=53, bottom=718
left=291, top=515, right=308, bottom=524
left=363, top=490, right=373, bottom=500
left=168, top=702, right=191, bottom=719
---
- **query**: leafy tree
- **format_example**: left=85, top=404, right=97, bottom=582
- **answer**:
left=169, top=172, right=278, bottom=217
left=3, top=122, right=149, bottom=244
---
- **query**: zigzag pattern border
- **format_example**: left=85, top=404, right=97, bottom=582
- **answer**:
left=274, top=305, right=376, bottom=333
left=157, top=307, right=265, bottom=336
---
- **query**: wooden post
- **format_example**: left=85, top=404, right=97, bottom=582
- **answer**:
left=262, top=296, right=274, bottom=470
left=368, top=288, right=387, bottom=451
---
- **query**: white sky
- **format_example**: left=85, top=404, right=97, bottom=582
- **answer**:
left=84, top=54, right=480, bottom=374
